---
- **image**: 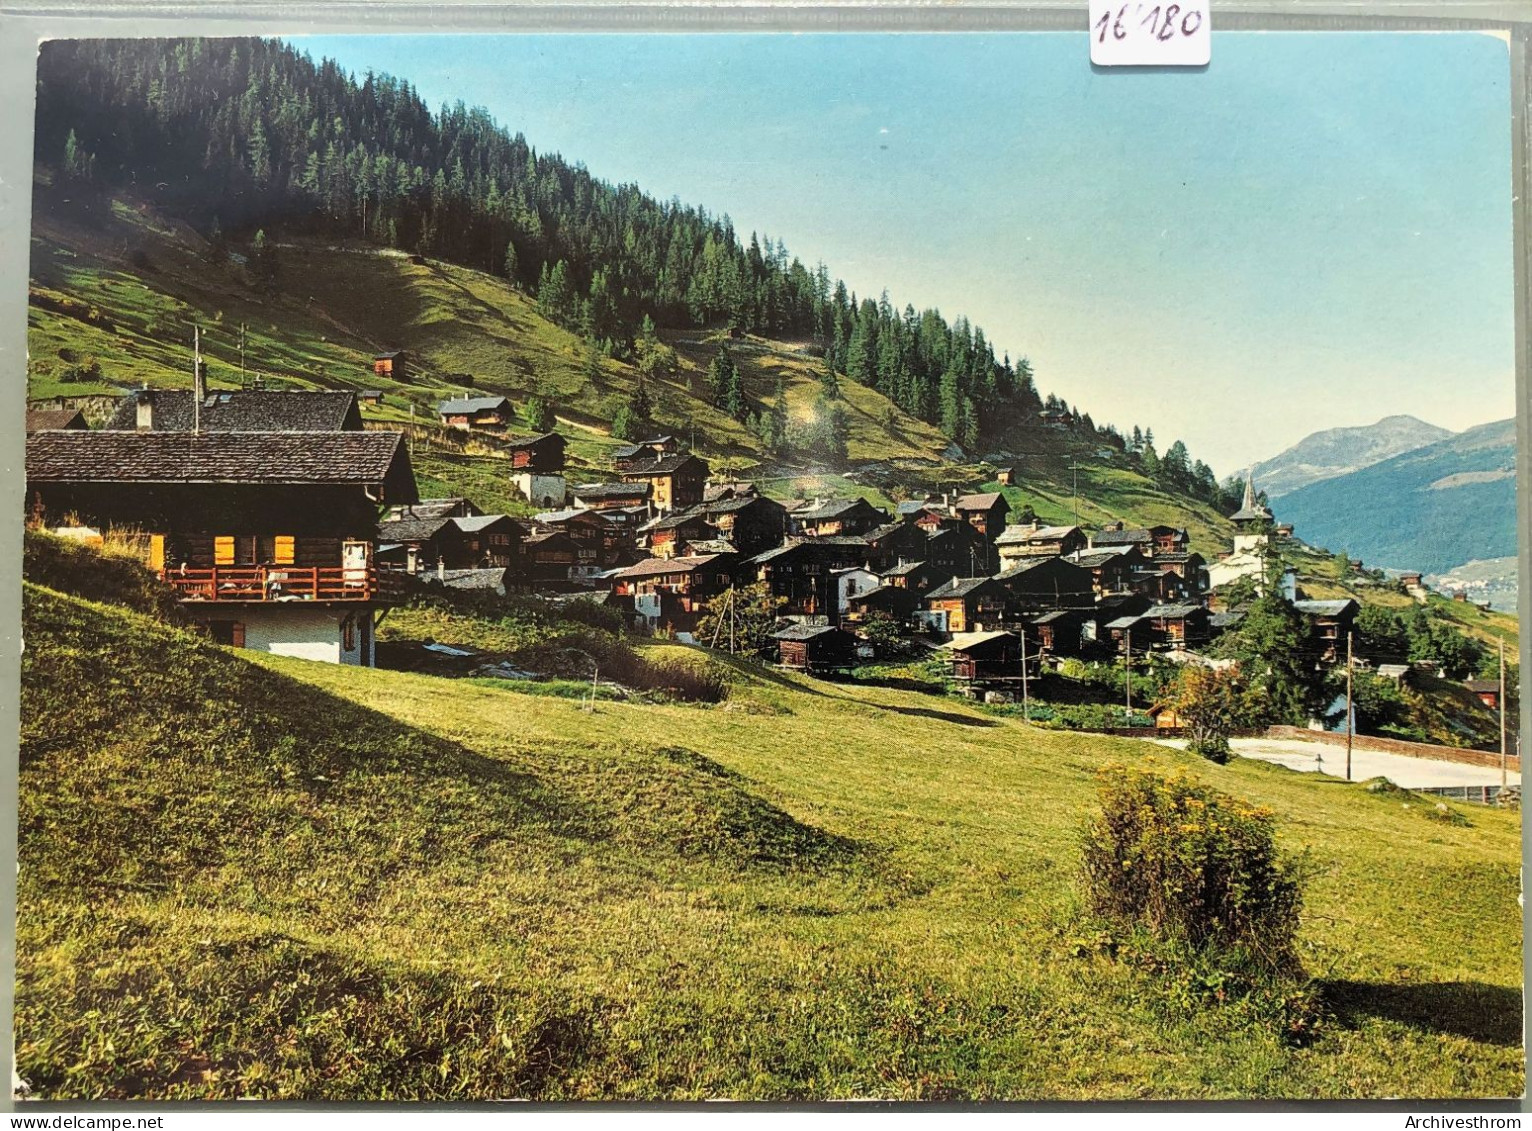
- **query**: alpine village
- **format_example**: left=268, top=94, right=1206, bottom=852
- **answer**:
left=16, top=38, right=1523, bottom=1103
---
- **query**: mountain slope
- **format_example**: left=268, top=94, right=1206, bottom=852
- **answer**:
left=27, top=197, right=950, bottom=466
left=1273, top=419, right=1517, bottom=575
left=27, top=193, right=1241, bottom=553
left=17, top=549, right=1523, bottom=1099
left=1251, top=415, right=1452, bottom=499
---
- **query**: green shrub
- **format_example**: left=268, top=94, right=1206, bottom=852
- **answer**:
left=1187, top=734, right=1231, bottom=763
left=1080, top=761, right=1304, bottom=976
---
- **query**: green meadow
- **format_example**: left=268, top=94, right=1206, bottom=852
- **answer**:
left=18, top=565, right=1522, bottom=1101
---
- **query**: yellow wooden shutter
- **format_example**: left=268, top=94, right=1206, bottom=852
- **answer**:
left=273, top=535, right=295, bottom=565
left=214, top=536, right=235, bottom=565
left=148, top=534, right=165, bottom=572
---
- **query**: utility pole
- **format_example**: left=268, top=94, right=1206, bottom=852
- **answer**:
left=1495, top=637, right=1507, bottom=790
left=239, top=322, right=246, bottom=386
left=1069, top=462, right=1083, bottom=526
left=1345, top=630, right=1354, bottom=782
left=192, top=326, right=202, bottom=435
left=1020, top=630, right=1030, bottom=722
left=1124, top=628, right=1133, bottom=722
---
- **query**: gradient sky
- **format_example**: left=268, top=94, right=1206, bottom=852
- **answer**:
left=298, top=32, right=1516, bottom=478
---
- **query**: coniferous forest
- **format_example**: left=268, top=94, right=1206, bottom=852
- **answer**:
left=35, top=36, right=1236, bottom=504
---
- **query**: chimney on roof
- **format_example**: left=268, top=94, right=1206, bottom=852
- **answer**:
left=135, top=389, right=154, bottom=431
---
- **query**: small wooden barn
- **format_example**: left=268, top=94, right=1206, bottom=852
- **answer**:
left=772, top=623, right=857, bottom=675
left=943, top=630, right=1027, bottom=687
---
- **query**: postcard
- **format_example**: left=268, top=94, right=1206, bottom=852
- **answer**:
left=15, top=29, right=1522, bottom=1102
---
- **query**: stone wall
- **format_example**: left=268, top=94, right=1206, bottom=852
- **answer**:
left=1264, top=726, right=1519, bottom=773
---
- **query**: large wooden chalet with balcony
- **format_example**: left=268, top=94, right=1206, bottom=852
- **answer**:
left=26, top=429, right=417, bottom=665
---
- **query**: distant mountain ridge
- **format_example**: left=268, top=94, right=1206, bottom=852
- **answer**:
left=1273, top=418, right=1517, bottom=577
left=1252, top=415, right=1453, bottom=499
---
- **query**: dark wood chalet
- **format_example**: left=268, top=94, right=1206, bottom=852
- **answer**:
left=1031, top=609, right=1089, bottom=656
left=943, top=631, right=1028, bottom=688
left=379, top=514, right=523, bottom=576
left=995, top=556, right=1095, bottom=612
left=1131, top=566, right=1194, bottom=604
left=996, top=522, right=1087, bottom=566
left=843, top=582, right=923, bottom=628
left=911, top=507, right=961, bottom=535
left=1153, top=551, right=1208, bottom=593
left=1148, top=525, right=1191, bottom=556
left=611, top=554, right=736, bottom=632
left=1089, top=524, right=1156, bottom=556
left=530, top=508, right=633, bottom=575
left=1465, top=680, right=1503, bottom=711
left=449, top=514, right=520, bottom=570
left=772, top=624, right=857, bottom=675
left=639, top=510, right=718, bottom=559
left=522, top=529, right=578, bottom=580
left=25, top=430, right=417, bottom=665
left=505, top=432, right=567, bottom=473
left=1067, top=547, right=1147, bottom=598
left=620, top=453, right=709, bottom=513
left=748, top=539, right=867, bottom=618
left=699, top=494, right=789, bottom=558
left=952, top=492, right=1010, bottom=540
left=571, top=481, right=653, bottom=511
left=378, top=513, right=520, bottom=573
left=925, top=522, right=997, bottom=579
left=611, top=436, right=680, bottom=472
left=1137, top=604, right=1212, bottom=649
left=859, top=521, right=931, bottom=573
left=372, top=351, right=407, bottom=379
left=438, top=396, right=514, bottom=431
left=924, top=577, right=1012, bottom=635
left=791, top=497, right=889, bottom=537
left=881, top=559, right=949, bottom=596
left=1293, top=599, right=1360, bottom=664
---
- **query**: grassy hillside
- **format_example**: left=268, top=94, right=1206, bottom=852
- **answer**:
left=28, top=193, right=1240, bottom=554
left=1287, top=540, right=1520, bottom=655
left=18, top=566, right=1522, bottom=1099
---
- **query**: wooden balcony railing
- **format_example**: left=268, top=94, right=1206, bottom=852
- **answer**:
left=160, top=565, right=408, bottom=603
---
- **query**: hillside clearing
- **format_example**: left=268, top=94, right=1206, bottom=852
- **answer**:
left=18, top=582, right=1522, bottom=1100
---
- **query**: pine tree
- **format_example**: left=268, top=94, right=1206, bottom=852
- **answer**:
left=706, top=348, right=735, bottom=406
left=207, top=216, right=228, bottom=266
left=523, top=395, right=553, bottom=432
left=502, top=239, right=519, bottom=282
left=724, top=362, right=747, bottom=422
left=819, top=360, right=840, bottom=400
left=630, top=377, right=652, bottom=421
left=250, top=228, right=278, bottom=290
left=62, top=129, right=92, bottom=182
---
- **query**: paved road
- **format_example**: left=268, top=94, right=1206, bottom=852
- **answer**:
left=1154, top=736, right=1520, bottom=789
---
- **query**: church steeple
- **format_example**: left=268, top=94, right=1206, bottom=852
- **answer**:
left=1231, top=468, right=1271, bottom=525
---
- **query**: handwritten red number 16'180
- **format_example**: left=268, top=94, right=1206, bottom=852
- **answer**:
left=1094, top=3, right=1204, bottom=44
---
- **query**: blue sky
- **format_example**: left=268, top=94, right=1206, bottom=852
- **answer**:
left=298, top=32, right=1516, bottom=477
